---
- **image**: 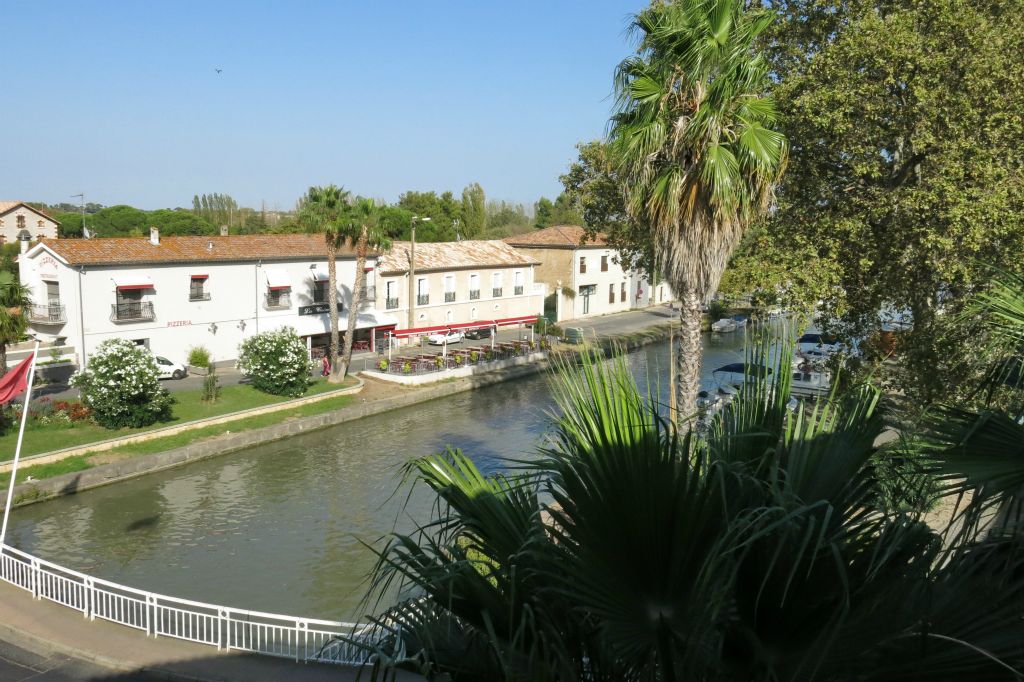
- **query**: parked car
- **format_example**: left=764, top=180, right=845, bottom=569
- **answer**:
left=427, top=330, right=464, bottom=345
left=154, top=355, right=188, bottom=380
left=465, top=327, right=493, bottom=340
left=563, top=327, right=586, bottom=345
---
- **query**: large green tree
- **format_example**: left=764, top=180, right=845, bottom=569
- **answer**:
left=0, top=271, right=31, bottom=374
left=297, top=185, right=351, bottom=383
left=761, top=0, right=1024, bottom=400
left=610, top=0, right=787, bottom=417
left=460, top=182, right=487, bottom=239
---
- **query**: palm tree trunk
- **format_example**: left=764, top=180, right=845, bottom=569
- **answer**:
left=327, top=240, right=341, bottom=383
left=338, top=226, right=368, bottom=380
left=675, top=291, right=703, bottom=423
left=0, top=342, right=7, bottom=375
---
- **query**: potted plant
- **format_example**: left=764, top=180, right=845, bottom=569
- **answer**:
left=469, top=351, right=479, bottom=363
left=435, top=356, right=445, bottom=370
left=378, top=359, right=389, bottom=372
left=455, top=354, right=464, bottom=366
left=402, top=361, right=412, bottom=374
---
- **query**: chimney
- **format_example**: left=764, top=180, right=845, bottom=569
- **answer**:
left=149, top=226, right=160, bottom=246
left=19, top=234, right=29, bottom=255
left=219, top=224, right=229, bottom=236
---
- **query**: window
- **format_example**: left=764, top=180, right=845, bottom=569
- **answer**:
left=609, top=283, right=616, bottom=304
left=579, top=256, right=586, bottom=274
left=469, top=273, right=480, bottom=300
left=492, top=272, right=502, bottom=298
left=514, top=271, right=524, bottom=296
left=621, top=281, right=626, bottom=303
left=190, top=276, right=210, bottom=301
left=417, top=278, right=429, bottom=305
left=385, top=280, right=398, bottom=309
left=444, top=275, right=456, bottom=303
left=16, top=215, right=25, bottom=230
left=601, top=255, right=608, bottom=272
left=45, top=281, right=60, bottom=305
left=312, top=280, right=328, bottom=303
left=267, top=289, right=289, bottom=308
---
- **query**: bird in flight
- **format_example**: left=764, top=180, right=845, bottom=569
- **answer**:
left=215, top=68, right=222, bottom=74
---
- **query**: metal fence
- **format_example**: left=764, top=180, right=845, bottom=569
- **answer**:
left=0, top=543, right=375, bottom=665
left=366, top=342, right=549, bottom=376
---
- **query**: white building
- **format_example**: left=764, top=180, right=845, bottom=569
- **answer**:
left=0, top=202, right=60, bottom=244
left=18, top=229, right=397, bottom=367
left=504, top=226, right=674, bottom=322
left=375, top=240, right=545, bottom=342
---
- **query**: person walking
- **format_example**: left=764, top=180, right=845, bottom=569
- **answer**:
left=321, top=354, right=331, bottom=377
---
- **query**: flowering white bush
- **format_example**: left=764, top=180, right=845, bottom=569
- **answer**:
left=71, top=338, right=175, bottom=428
left=236, top=327, right=313, bottom=397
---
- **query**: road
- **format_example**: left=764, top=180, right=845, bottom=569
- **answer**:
left=0, top=637, right=156, bottom=681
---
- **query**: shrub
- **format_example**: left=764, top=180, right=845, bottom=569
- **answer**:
left=187, top=346, right=211, bottom=368
left=71, top=339, right=175, bottom=428
left=378, top=359, right=389, bottom=372
left=236, top=327, right=312, bottom=397
left=202, top=365, right=221, bottom=403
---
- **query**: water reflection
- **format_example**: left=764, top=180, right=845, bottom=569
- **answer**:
left=7, top=333, right=748, bottom=620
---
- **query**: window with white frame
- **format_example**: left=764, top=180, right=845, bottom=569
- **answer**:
left=492, top=272, right=503, bottom=297
left=417, top=278, right=429, bottom=305
left=469, top=273, right=480, bottom=300
left=444, top=275, right=456, bottom=302
left=514, top=270, right=524, bottom=295
left=385, top=280, right=398, bottom=309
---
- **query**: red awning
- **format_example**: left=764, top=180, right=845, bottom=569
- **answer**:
left=191, top=274, right=209, bottom=280
left=391, top=316, right=538, bottom=338
left=113, top=275, right=154, bottom=290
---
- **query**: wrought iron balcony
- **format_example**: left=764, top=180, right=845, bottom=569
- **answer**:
left=514, top=286, right=524, bottom=296
left=189, top=293, right=212, bottom=302
left=492, top=287, right=502, bottom=297
left=111, top=302, right=155, bottom=322
left=28, top=304, right=66, bottom=324
left=469, top=289, right=480, bottom=300
left=264, top=292, right=291, bottom=310
left=445, top=292, right=456, bottom=302
left=385, top=297, right=399, bottom=310
left=417, top=294, right=429, bottom=306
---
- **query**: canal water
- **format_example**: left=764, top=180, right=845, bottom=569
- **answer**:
left=5, top=332, right=749, bottom=621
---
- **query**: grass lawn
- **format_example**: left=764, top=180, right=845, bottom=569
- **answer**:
left=0, top=377, right=357, bottom=462
left=0, top=391, right=357, bottom=491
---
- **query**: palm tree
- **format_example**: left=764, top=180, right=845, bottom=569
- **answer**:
left=297, top=185, right=351, bottom=384
left=352, top=343, right=1024, bottom=681
left=0, top=271, right=31, bottom=374
left=609, top=0, right=787, bottom=419
left=335, top=199, right=392, bottom=379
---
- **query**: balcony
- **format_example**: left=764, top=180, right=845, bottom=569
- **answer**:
left=28, top=304, right=66, bottom=324
left=189, top=292, right=212, bottom=302
left=385, top=297, right=399, bottom=310
left=492, top=287, right=502, bottom=297
left=417, top=294, right=429, bottom=306
left=264, top=292, right=291, bottom=310
left=359, top=285, right=376, bottom=302
left=469, top=289, right=480, bottom=300
left=514, top=286, right=524, bottom=296
left=445, top=292, right=456, bottom=303
left=111, top=302, right=155, bottom=323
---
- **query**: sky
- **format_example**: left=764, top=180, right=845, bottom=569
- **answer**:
left=3, top=1, right=645, bottom=212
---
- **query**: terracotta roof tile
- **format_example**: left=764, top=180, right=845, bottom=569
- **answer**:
left=38, top=234, right=362, bottom=266
left=0, top=201, right=59, bottom=223
left=377, top=240, right=539, bottom=274
left=503, top=225, right=607, bottom=248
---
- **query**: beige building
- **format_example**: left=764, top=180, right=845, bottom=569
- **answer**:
left=0, top=202, right=60, bottom=244
left=505, top=225, right=674, bottom=322
left=375, top=240, right=545, bottom=341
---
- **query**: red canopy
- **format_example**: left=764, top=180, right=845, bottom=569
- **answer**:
left=391, top=315, right=538, bottom=339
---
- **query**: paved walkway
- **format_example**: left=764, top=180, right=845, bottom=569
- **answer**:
left=0, top=582, right=422, bottom=681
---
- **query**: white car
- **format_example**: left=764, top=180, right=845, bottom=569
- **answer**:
left=426, top=330, right=464, bottom=346
left=154, top=355, right=188, bottom=380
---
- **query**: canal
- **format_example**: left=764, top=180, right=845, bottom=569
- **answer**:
left=5, top=331, right=748, bottom=621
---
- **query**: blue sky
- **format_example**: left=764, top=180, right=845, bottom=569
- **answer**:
left=4, top=1, right=644, bottom=211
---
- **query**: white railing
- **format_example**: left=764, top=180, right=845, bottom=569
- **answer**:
left=0, top=543, right=375, bottom=665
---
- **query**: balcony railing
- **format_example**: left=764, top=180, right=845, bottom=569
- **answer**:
left=469, top=289, right=480, bottom=300
left=359, top=285, right=376, bottom=302
left=264, top=292, right=291, bottom=310
left=492, top=287, right=502, bottom=297
left=111, top=302, right=155, bottom=322
left=385, top=297, right=399, bottom=310
left=445, top=292, right=456, bottom=303
left=28, top=303, right=66, bottom=324
left=417, top=294, right=429, bottom=305
left=514, top=286, right=524, bottom=296
left=189, top=292, right=212, bottom=302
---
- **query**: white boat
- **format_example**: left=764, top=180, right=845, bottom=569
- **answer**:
left=711, top=362, right=772, bottom=389
left=790, top=357, right=831, bottom=397
left=711, top=318, right=738, bottom=333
